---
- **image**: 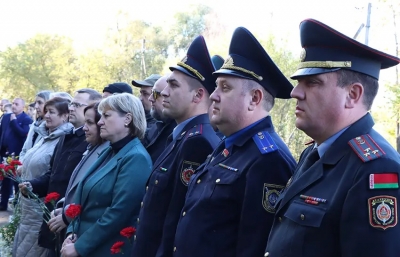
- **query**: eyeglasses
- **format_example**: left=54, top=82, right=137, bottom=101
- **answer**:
left=151, top=90, right=162, bottom=100
left=69, top=102, right=88, bottom=108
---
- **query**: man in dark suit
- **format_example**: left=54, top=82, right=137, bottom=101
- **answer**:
left=21, top=88, right=102, bottom=257
left=173, top=27, right=296, bottom=257
left=265, top=19, right=400, bottom=257
left=131, top=36, right=221, bottom=257
left=0, top=98, right=32, bottom=211
left=144, top=74, right=177, bottom=163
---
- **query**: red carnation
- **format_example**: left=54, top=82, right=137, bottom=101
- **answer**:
left=0, top=164, right=5, bottom=170
left=111, top=241, right=125, bottom=254
left=44, top=192, right=60, bottom=204
left=65, top=204, right=81, bottom=219
left=10, top=160, right=22, bottom=166
left=120, top=226, right=136, bottom=239
left=5, top=165, right=16, bottom=176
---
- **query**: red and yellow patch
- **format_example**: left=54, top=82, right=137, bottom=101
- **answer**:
left=368, top=195, right=397, bottom=230
left=180, top=161, right=200, bottom=186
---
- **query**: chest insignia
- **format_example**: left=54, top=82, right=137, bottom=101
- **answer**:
left=348, top=134, right=386, bottom=162
left=180, top=161, right=200, bottom=186
left=368, top=195, right=397, bottom=230
left=263, top=183, right=285, bottom=213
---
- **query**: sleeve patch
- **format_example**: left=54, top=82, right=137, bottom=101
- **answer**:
left=348, top=134, right=386, bottom=162
left=252, top=131, right=278, bottom=154
left=180, top=161, right=200, bottom=186
left=368, top=195, right=397, bottom=230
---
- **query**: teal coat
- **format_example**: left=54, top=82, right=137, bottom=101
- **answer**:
left=67, top=138, right=152, bottom=257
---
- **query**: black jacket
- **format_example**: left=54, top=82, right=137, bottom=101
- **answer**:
left=145, top=120, right=177, bottom=164
left=29, top=127, right=88, bottom=248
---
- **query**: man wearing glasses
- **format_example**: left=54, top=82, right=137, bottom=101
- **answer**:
left=145, top=74, right=177, bottom=163
left=132, top=74, right=162, bottom=130
left=22, top=88, right=102, bottom=257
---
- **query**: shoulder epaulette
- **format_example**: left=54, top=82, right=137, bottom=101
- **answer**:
left=348, top=134, right=386, bottom=162
left=252, top=131, right=279, bottom=154
left=181, top=124, right=203, bottom=140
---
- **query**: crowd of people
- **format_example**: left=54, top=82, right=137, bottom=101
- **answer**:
left=0, top=18, right=399, bottom=257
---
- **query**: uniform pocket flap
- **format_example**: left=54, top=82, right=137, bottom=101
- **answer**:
left=284, top=200, right=325, bottom=227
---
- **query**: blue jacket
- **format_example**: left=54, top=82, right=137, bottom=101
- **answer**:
left=0, top=112, right=32, bottom=156
left=173, top=116, right=296, bottom=257
left=132, top=114, right=221, bottom=257
left=67, top=137, right=152, bottom=257
left=266, top=113, right=400, bottom=257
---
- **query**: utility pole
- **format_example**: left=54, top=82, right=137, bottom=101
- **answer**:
left=365, top=3, right=372, bottom=45
left=141, top=38, right=147, bottom=79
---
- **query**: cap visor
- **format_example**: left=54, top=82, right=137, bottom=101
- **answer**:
left=131, top=80, right=152, bottom=87
left=290, top=67, right=341, bottom=80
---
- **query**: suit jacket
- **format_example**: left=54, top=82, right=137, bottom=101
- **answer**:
left=63, top=141, right=110, bottom=210
left=132, top=114, right=221, bottom=257
left=0, top=112, right=32, bottom=156
left=266, top=113, right=400, bottom=257
left=29, top=127, right=88, bottom=248
left=173, top=116, right=296, bottom=257
left=145, top=120, right=177, bottom=164
left=66, top=137, right=152, bottom=257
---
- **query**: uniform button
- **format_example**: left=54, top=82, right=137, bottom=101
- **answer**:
left=141, top=201, right=143, bottom=207
left=197, top=179, right=201, bottom=184
left=173, top=246, right=177, bottom=252
left=182, top=212, right=186, bottom=216
left=137, top=218, right=140, bottom=223
left=278, top=217, right=282, bottom=222
left=134, top=235, right=137, bottom=241
left=216, top=178, right=221, bottom=183
left=300, top=214, right=305, bottom=220
left=146, top=186, right=148, bottom=191
left=155, top=180, right=159, bottom=184
left=264, top=252, right=269, bottom=257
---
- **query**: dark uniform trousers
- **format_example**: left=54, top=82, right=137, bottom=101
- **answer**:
left=131, top=114, right=221, bottom=257
left=173, top=116, right=296, bottom=257
left=266, top=113, right=400, bottom=257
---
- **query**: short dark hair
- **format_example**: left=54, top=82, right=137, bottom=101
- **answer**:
left=336, top=69, right=379, bottom=110
left=76, top=88, right=102, bottom=102
left=83, top=102, right=104, bottom=145
left=44, top=97, right=70, bottom=116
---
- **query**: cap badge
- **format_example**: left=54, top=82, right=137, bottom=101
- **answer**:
left=220, top=56, right=263, bottom=81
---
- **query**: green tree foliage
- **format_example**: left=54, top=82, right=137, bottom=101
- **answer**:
left=0, top=34, right=78, bottom=101
left=169, top=4, right=212, bottom=56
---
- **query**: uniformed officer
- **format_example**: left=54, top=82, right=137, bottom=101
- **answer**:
left=172, top=27, right=296, bottom=257
left=265, top=19, right=400, bottom=257
left=131, top=36, right=221, bottom=257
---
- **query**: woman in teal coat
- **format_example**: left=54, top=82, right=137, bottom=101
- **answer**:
left=61, top=93, right=152, bottom=257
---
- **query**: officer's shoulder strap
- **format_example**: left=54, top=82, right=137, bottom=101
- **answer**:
left=252, top=131, right=279, bottom=154
left=348, top=134, right=386, bottom=162
left=178, top=124, right=203, bottom=140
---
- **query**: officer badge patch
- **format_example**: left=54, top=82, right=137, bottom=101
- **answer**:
left=348, top=134, right=386, bottom=162
left=368, top=195, right=397, bottom=230
left=263, top=183, right=285, bottom=213
left=180, top=161, right=200, bottom=186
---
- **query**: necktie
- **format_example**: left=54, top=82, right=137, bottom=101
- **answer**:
left=297, top=148, right=320, bottom=175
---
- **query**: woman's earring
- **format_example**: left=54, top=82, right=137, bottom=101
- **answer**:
left=124, top=123, right=128, bottom=127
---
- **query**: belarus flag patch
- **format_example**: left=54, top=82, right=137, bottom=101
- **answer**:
left=369, top=173, right=399, bottom=189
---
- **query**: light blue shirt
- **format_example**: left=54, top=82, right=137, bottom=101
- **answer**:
left=317, top=126, right=349, bottom=158
left=172, top=116, right=196, bottom=140
left=225, top=117, right=265, bottom=148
